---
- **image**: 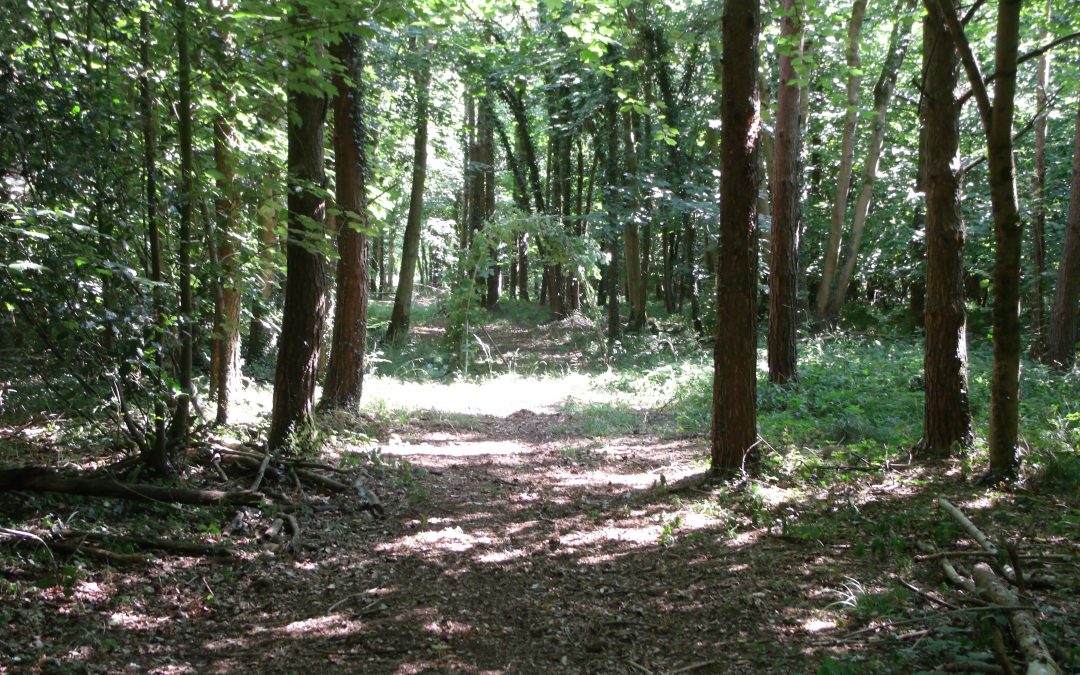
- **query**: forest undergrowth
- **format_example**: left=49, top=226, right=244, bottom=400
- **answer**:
left=1, top=299, right=1079, bottom=673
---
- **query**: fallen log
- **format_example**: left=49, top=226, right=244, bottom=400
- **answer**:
left=47, top=541, right=151, bottom=566
left=971, top=563, right=1062, bottom=675
left=0, top=467, right=263, bottom=506
left=58, top=530, right=234, bottom=557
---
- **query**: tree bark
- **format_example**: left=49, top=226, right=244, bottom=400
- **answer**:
left=386, top=40, right=430, bottom=345
left=170, top=0, right=195, bottom=447
left=605, top=49, right=621, bottom=343
left=828, top=0, right=917, bottom=318
left=139, top=11, right=168, bottom=471
left=268, top=19, right=328, bottom=450
left=623, top=111, right=647, bottom=331
left=713, top=0, right=761, bottom=472
left=815, top=0, right=867, bottom=321
left=768, top=0, right=803, bottom=385
left=919, top=0, right=972, bottom=455
left=322, top=35, right=370, bottom=409
left=1046, top=99, right=1080, bottom=369
left=1028, top=0, right=1051, bottom=361
left=209, top=23, right=241, bottom=426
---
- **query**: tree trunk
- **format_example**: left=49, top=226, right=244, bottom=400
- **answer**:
left=815, top=0, right=867, bottom=321
left=605, top=49, right=621, bottom=343
left=170, top=0, right=195, bottom=447
left=713, top=0, right=761, bottom=472
left=139, top=11, right=168, bottom=471
left=481, top=97, right=499, bottom=310
left=245, top=190, right=279, bottom=362
left=1029, top=0, right=1051, bottom=361
left=268, top=23, right=328, bottom=451
left=768, top=0, right=802, bottom=385
left=386, top=40, right=430, bottom=345
left=322, top=35, right=371, bottom=409
left=209, top=26, right=241, bottom=426
left=828, top=0, right=917, bottom=319
left=623, top=111, right=647, bottom=331
left=1047, top=99, right=1080, bottom=369
left=919, top=0, right=972, bottom=455
left=909, top=126, right=927, bottom=332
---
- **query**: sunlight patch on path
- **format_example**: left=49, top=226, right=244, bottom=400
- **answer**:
left=382, top=440, right=532, bottom=457
left=364, top=372, right=602, bottom=417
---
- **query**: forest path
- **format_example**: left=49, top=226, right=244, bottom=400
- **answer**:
left=194, top=364, right=847, bottom=674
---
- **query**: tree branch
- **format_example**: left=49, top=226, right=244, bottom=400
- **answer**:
left=932, top=0, right=992, bottom=132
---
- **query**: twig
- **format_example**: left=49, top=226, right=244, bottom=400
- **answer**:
left=671, top=661, right=717, bottom=674
left=249, top=452, right=271, bottom=492
left=898, top=577, right=960, bottom=610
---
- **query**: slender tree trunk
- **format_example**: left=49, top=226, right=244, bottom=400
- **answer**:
left=209, top=25, right=241, bottom=426
left=605, top=50, right=621, bottom=342
left=828, top=0, right=917, bottom=318
left=909, top=127, right=927, bottom=331
left=323, top=36, right=371, bottom=409
left=267, top=22, right=328, bottom=450
left=1029, top=0, right=1051, bottom=361
left=713, top=0, right=761, bottom=472
left=1047, top=99, right=1080, bottom=369
left=768, top=0, right=802, bottom=385
left=139, top=11, right=168, bottom=471
left=481, top=97, right=499, bottom=309
left=170, top=0, right=195, bottom=445
left=245, top=190, right=279, bottom=361
left=623, top=111, right=646, bottom=331
left=815, top=0, right=867, bottom=321
left=386, top=41, right=430, bottom=345
left=919, top=0, right=972, bottom=455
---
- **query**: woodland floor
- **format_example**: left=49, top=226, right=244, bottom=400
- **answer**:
left=2, top=312, right=1079, bottom=674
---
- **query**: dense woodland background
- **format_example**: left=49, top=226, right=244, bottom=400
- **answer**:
left=2, top=0, right=1080, bottom=671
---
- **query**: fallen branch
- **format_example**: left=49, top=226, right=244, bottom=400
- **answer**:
left=249, top=453, right=272, bottom=493
left=971, top=563, right=1061, bottom=675
left=0, top=467, right=263, bottom=505
left=284, top=514, right=301, bottom=553
left=58, top=530, right=234, bottom=557
left=47, top=541, right=151, bottom=565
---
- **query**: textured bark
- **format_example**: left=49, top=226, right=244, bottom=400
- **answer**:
left=815, top=0, right=867, bottom=320
left=828, top=0, right=917, bottom=318
left=712, top=0, right=761, bottom=472
left=481, top=98, right=499, bottom=309
left=1047, top=100, right=1080, bottom=369
left=605, top=50, right=620, bottom=343
left=267, top=25, right=328, bottom=451
left=386, top=41, right=430, bottom=345
left=919, top=0, right=972, bottom=455
left=909, top=127, right=927, bottom=332
left=768, top=0, right=802, bottom=385
left=322, top=36, right=370, bottom=409
left=171, top=0, right=195, bottom=445
left=139, top=11, right=168, bottom=471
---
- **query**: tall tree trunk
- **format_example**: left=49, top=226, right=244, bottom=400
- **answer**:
left=139, top=11, right=168, bottom=471
left=713, top=0, right=761, bottom=472
left=323, top=35, right=371, bottom=409
left=909, top=126, right=927, bottom=331
left=768, top=0, right=803, bottom=385
left=828, top=0, right=917, bottom=318
left=1046, top=99, right=1080, bottom=370
left=386, top=40, right=430, bottom=345
left=815, top=0, right=867, bottom=321
left=209, top=22, right=241, bottom=426
left=605, top=50, right=621, bottom=342
left=623, top=111, right=647, bottom=331
left=481, top=97, right=499, bottom=309
left=268, top=22, right=328, bottom=451
left=919, top=0, right=972, bottom=455
left=170, top=0, right=195, bottom=446
left=1028, top=0, right=1051, bottom=361
left=937, top=0, right=1024, bottom=477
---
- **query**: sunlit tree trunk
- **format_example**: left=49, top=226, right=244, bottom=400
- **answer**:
left=208, top=18, right=241, bottom=426
left=828, top=0, right=917, bottom=319
left=815, top=0, right=866, bottom=321
left=268, top=18, right=328, bottom=450
left=604, top=48, right=621, bottom=343
left=919, top=0, right=972, bottom=455
left=623, top=111, right=646, bottom=331
left=386, top=39, right=430, bottom=345
left=713, top=0, right=761, bottom=472
left=768, top=0, right=802, bottom=385
left=323, top=35, right=371, bottom=409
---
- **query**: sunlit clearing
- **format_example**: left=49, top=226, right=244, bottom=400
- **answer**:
left=365, top=372, right=605, bottom=416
